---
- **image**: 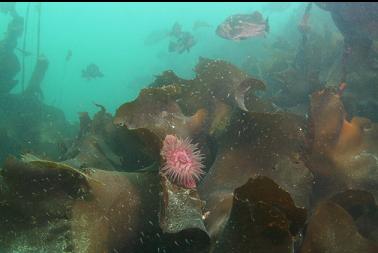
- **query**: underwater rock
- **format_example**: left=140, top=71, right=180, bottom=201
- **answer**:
left=213, top=177, right=306, bottom=253
left=159, top=176, right=210, bottom=253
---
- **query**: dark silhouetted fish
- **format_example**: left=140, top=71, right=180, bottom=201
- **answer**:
left=144, top=22, right=183, bottom=46
left=169, top=22, right=182, bottom=38
left=216, top=11, right=269, bottom=41
left=81, top=64, right=104, bottom=80
left=169, top=32, right=196, bottom=54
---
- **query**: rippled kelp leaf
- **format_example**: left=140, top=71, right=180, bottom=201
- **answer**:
left=114, top=85, right=208, bottom=140
left=113, top=84, right=218, bottom=176
left=300, top=201, right=378, bottom=253
left=307, top=88, right=378, bottom=203
left=73, top=104, right=162, bottom=171
left=151, top=70, right=188, bottom=88
left=199, top=110, right=312, bottom=239
left=308, top=87, right=346, bottom=155
left=0, top=157, right=89, bottom=252
left=0, top=157, right=162, bottom=253
left=327, top=190, right=378, bottom=243
left=150, top=57, right=273, bottom=114
left=70, top=169, right=161, bottom=253
left=194, top=57, right=268, bottom=112
left=159, top=176, right=210, bottom=253
left=113, top=59, right=274, bottom=174
left=201, top=111, right=310, bottom=202
left=330, top=190, right=377, bottom=220
left=213, top=177, right=306, bottom=253
left=63, top=106, right=123, bottom=171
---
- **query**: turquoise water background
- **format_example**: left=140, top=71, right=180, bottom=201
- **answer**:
left=0, top=2, right=334, bottom=121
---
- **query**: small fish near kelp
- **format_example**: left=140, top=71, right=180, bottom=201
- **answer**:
left=81, top=64, right=104, bottom=80
left=216, top=11, right=269, bottom=41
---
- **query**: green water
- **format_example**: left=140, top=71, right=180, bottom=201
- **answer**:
left=0, top=2, right=335, bottom=121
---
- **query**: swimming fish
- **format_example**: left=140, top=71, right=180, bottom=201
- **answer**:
left=169, top=32, right=196, bottom=54
left=169, top=22, right=182, bottom=38
left=81, top=64, right=104, bottom=80
left=144, top=22, right=184, bottom=46
left=216, top=11, right=269, bottom=41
